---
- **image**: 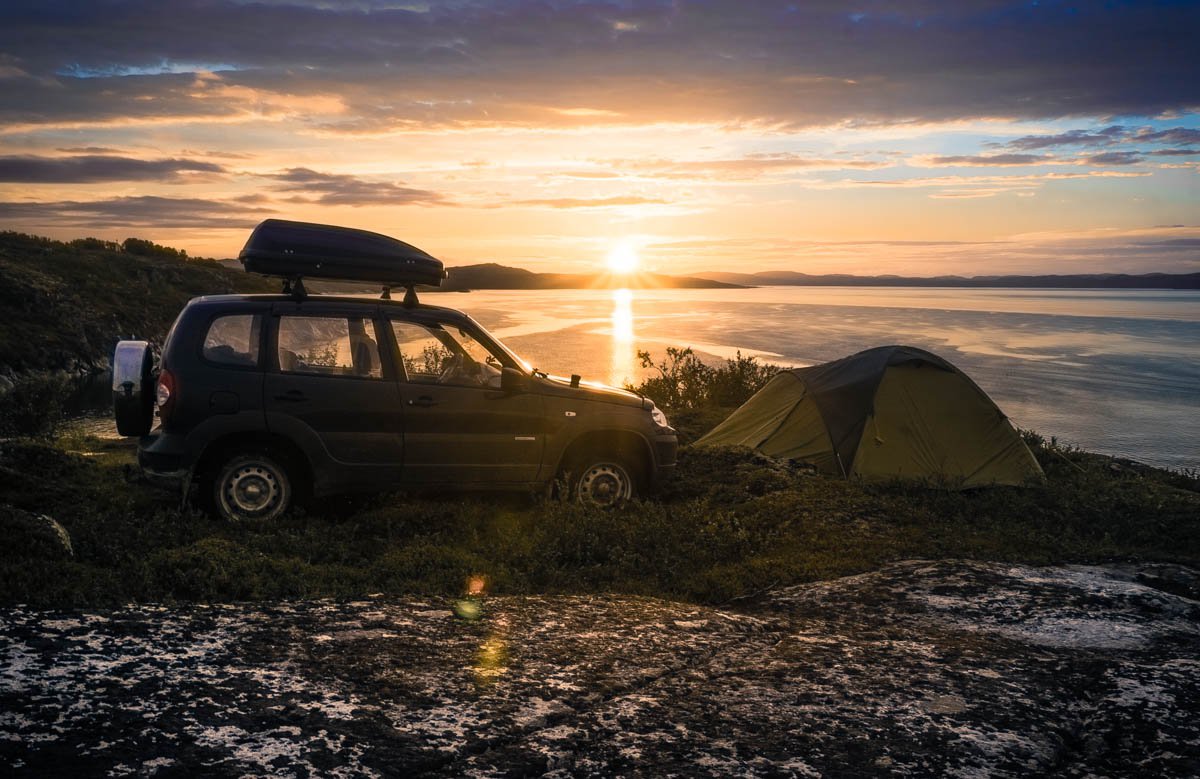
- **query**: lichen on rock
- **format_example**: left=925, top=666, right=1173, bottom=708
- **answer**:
left=1, top=560, right=1197, bottom=776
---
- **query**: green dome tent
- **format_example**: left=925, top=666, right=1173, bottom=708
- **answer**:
left=697, top=345, right=1044, bottom=488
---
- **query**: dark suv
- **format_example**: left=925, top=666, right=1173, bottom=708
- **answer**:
left=113, top=221, right=677, bottom=521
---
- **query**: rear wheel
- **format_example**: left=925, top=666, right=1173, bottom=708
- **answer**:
left=213, top=451, right=292, bottom=522
left=571, top=457, right=637, bottom=508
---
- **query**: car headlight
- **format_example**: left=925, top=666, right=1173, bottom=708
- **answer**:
left=650, top=406, right=670, bottom=429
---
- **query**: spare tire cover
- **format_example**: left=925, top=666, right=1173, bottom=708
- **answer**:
left=112, top=340, right=155, bottom=436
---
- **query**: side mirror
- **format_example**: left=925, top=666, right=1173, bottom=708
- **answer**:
left=500, top=367, right=528, bottom=394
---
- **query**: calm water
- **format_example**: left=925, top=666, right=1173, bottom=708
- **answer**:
left=455, top=287, right=1199, bottom=471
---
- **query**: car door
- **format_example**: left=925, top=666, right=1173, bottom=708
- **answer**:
left=264, top=303, right=405, bottom=485
left=388, top=315, right=545, bottom=484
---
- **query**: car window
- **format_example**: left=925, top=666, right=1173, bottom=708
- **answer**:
left=203, top=314, right=261, bottom=367
left=277, top=316, right=381, bottom=379
left=391, top=320, right=503, bottom=388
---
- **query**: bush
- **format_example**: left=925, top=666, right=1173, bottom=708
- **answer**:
left=628, top=347, right=778, bottom=412
left=121, top=237, right=187, bottom=260
left=1, top=427, right=1198, bottom=608
left=0, top=373, right=70, bottom=438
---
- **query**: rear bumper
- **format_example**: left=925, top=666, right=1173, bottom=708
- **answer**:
left=137, top=431, right=190, bottom=490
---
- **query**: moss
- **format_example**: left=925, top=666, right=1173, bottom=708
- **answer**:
left=0, top=431, right=1195, bottom=608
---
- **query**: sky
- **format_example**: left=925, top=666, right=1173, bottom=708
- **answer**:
left=0, top=0, right=1197, bottom=276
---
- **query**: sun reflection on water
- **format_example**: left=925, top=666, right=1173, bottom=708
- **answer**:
left=610, top=288, right=636, bottom=387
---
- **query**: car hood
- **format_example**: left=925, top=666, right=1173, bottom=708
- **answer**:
left=538, top=374, right=648, bottom=408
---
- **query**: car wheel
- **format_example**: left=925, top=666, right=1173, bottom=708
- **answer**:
left=213, top=451, right=292, bottom=522
left=572, top=458, right=637, bottom=508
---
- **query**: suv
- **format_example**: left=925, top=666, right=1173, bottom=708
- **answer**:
left=113, top=221, right=677, bottom=521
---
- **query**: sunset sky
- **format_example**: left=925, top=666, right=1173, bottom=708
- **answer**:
left=0, top=1, right=1197, bottom=275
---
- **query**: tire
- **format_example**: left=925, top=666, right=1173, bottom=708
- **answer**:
left=212, top=451, right=292, bottom=522
left=112, top=340, right=155, bottom=436
left=571, top=457, right=638, bottom=508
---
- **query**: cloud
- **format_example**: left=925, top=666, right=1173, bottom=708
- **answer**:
left=1134, top=127, right=1200, bottom=145
left=1003, top=126, right=1126, bottom=150
left=0, top=1, right=1197, bottom=130
left=649, top=226, right=1200, bottom=275
left=1081, top=151, right=1144, bottom=166
left=0, top=154, right=224, bottom=182
left=0, top=196, right=273, bottom=228
left=812, top=169, right=1150, bottom=194
left=554, top=170, right=621, bottom=180
left=924, top=153, right=1051, bottom=166
left=609, top=153, right=889, bottom=180
left=509, top=196, right=667, bottom=209
left=264, top=168, right=445, bottom=206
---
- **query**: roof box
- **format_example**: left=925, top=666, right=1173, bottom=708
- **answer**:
left=239, top=219, right=446, bottom=288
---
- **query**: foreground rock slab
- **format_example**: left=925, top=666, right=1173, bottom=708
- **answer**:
left=2, top=560, right=1198, bottom=777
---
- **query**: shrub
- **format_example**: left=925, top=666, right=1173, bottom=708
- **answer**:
left=629, top=347, right=778, bottom=411
left=121, top=237, right=187, bottom=260
left=0, top=373, right=70, bottom=438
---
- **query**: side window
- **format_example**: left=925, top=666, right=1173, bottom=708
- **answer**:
left=391, top=320, right=503, bottom=388
left=277, top=316, right=381, bottom=379
left=391, top=322, right=456, bottom=382
left=203, top=314, right=262, bottom=367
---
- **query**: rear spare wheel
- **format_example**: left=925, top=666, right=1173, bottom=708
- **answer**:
left=112, top=340, right=156, bottom=436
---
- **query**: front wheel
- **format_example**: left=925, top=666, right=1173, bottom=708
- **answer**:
left=572, top=458, right=637, bottom=508
left=213, top=452, right=292, bottom=522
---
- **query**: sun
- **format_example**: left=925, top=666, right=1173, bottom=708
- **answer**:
left=605, top=242, right=640, bottom=275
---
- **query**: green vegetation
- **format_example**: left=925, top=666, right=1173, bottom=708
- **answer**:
left=628, top=347, right=779, bottom=444
left=0, top=373, right=71, bottom=438
left=0, top=231, right=1195, bottom=608
left=0, top=231, right=275, bottom=374
left=1, top=424, right=1195, bottom=608
left=632, top=347, right=778, bottom=411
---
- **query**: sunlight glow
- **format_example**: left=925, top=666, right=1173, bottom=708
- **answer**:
left=610, top=288, right=636, bottom=386
left=606, top=242, right=641, bottom=275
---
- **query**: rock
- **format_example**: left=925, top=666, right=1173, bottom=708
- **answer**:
left=0, top=561, right=1197, bottom=776
left=0, top=504, right=73, bottom=560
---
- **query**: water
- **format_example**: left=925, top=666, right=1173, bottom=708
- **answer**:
left=456, top=287, right=1199, bottom=471
left=72, top=287, right=1198, bottom=471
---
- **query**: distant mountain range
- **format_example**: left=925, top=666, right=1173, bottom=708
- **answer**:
left=220, top=259, right=744, bottom=290
left=436, top=263, right=742, bottom=290
left=216, top=257, right=1200, bottom=290
left=693, top=270, right=1200, bottom=289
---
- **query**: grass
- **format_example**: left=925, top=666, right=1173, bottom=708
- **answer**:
left=1, top=429, right=1196, bottom=608
left=0, top=233, right=1195, bottom=607
left=0, top=231, right=275, bottom=374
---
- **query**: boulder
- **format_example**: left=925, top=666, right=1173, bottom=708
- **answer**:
left=0, top=503, right=73, bottom=560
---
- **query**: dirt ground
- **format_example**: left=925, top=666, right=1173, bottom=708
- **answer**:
left=2, top=560, right=1198, bottom=777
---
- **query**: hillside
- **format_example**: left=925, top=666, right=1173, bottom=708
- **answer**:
left=0, top=233, right=276, bottom=375
left=697, top=270, right=1200, bottom=288
left=437, top=263, right=742, bottom=290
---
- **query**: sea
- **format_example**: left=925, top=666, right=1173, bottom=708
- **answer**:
left=69, top=286, right=1197, bottom=471
left=457, top=287, right=1199, bottom=472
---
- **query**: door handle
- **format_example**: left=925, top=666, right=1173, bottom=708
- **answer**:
left=274, top=390, right=307, bottom=403
left=407, top=396, right=438, bottom=407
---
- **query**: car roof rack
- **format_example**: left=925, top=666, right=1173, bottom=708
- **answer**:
left=241, top=219, right=446, bottom=304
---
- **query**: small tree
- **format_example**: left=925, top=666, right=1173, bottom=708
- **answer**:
left=122, top=237, right=188, bottom=260
left=630, top=347, right=778, bottom=411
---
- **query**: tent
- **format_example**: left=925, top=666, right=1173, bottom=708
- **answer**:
left=696, top=345, right=1044, bottom=488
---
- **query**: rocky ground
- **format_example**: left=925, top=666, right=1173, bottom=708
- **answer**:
left=2, top=560, right=1198, bottom=777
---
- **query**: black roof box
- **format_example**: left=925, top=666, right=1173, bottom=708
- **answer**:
left=239, top=219, right=446, bottom=287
